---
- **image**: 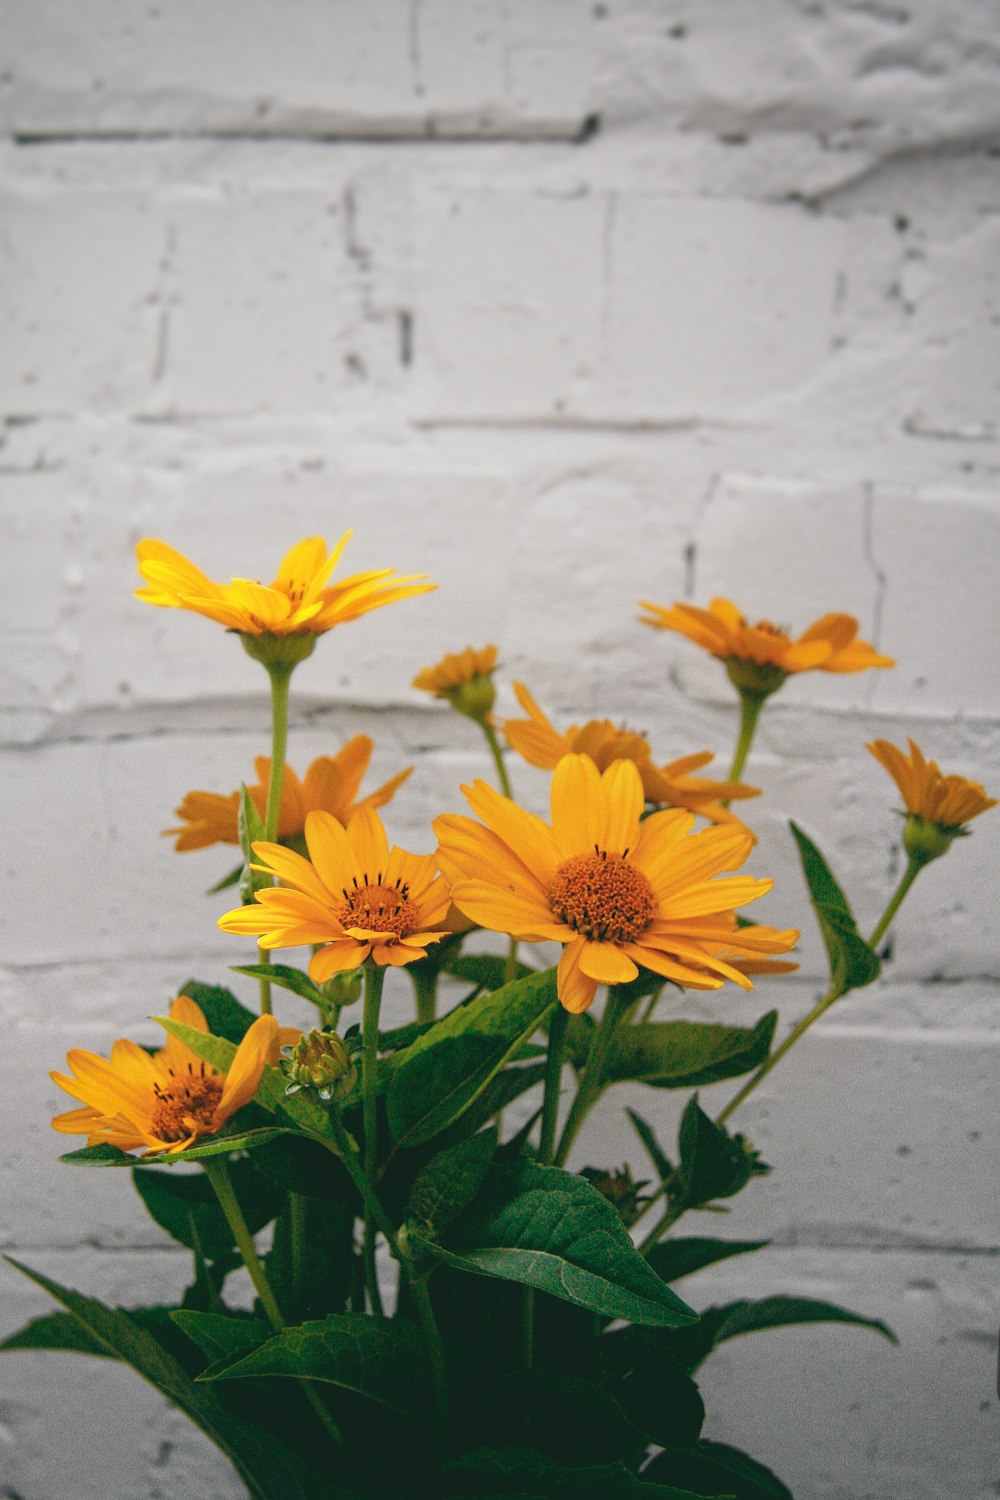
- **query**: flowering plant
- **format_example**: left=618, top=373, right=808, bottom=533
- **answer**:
left=5, top=540, right=993, bottom=1499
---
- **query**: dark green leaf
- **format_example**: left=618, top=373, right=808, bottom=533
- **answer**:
left=178, top=981, right=258, bottom=1044
left=407, top=1129, right=497, bottom=1233
left=444, top=1447, right=704, bottom=1499
left=486, top=1370, right=645, bottom=1469
left=171, top=1311, right=271, bottom=1365
left=0, top=1311, right=113, bottom=1359
left=59, top=1143, right=136, bottom=1167
left=3, top=1258, right=336, bottom=1500
left=643, top=1440, right=793, bottom=1499
left=201, top=1313, right=431, bottom=1423
left=266, top=1197, right=356, bottom=1321
left=625, top=1108, right=673, bottom=1182
left=415, top=1160, right=697, bottom=1328
left=607, top=1015, right=777, bottom=1089
left=133, top=1161, right=284, bottom=1257
left=385, top=969, right=558, bottom=1150
left=444, top=954, right=535, bottom=991
left=675, top=1096, right=768, bottom=1211
left=250, top=1133, right=355, bottom=1201
left=647, top=1238, right=769, bottom=1284
left=790, top=821, right=880, bottom=993
left=705, top=1294, right=896, bottom=1351
left=616, top=1352, right=705, bottom=1450
left=206, top=862, right=244, bottom=895
left=441, top=1065, right=546, bottom=1151
left=231, top=963, right=330, bottom=1010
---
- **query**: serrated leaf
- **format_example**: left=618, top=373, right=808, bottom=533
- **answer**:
left=625, top=1108, right=673, bottom=1182
left=385, top=969, right=558, bottom=1151
left=407, top=1129, right=497, bottom=1233
left=231, top=964, right=331, bottom=1009
left=647, top=1237, right=769, bottom=1284
left=200, top=1313, right=431, bottom=1423
left=643, top=1439, right=793, bottom=1499
left=414, top=1160, right=697, bottom=1329
left=675, top=1096, right=768, bottom=1211
left=3, top=1258, right=337, bottom=1500
left=790, top=821, right=880, bottom=994
left=607, top=1015, right=777, bottom=1089
left=0, top=1311, right=114, bottom=1359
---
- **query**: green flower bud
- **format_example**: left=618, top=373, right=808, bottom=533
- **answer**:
left=280, top=1028, right=357, bottom=1103
left=902, top=811, right=964, bottom=868
left=724, top=657, right=788, bottom=701
left=579, top=1164, right=648, bottom=1227
left=446, top=673, right=496, bottom=724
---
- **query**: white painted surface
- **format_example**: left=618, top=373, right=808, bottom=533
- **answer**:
left=1, top=3, right=998, bottom=1495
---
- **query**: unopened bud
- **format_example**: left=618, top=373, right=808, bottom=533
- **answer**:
left=280, top=1028, right=357, bottom=1103
left=446, top=673, right=496, bottom=724
left=902, top=811, right=963, bottom=868
left=580, top=1164, right=647, bottom=1227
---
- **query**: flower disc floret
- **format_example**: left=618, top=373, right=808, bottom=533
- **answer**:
left=150, top=1067, right=224, bottom=1143
left=548, top=852, right=655, bottom=944
left=338, top=880, right=418, bottom=938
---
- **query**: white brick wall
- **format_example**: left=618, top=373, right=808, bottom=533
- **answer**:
left=2, top=4, right=999, bottom=1496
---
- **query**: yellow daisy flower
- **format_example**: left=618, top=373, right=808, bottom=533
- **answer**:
left=51, top=997, right=281, bottom=1157
left=413, top=644, right=498, bottom=721
left=867, top=738, right=997, bottom=831
left=639, top=596, right=894, bottom=681
left=503, top=682, right=758, bottom=826
left=218, top=807, right=452, bottom=981
left=434, top=754, right=797, bottom=1013
left=135, top=534, right=434, bottom=639
left=165, top=738, right=413, bottom=852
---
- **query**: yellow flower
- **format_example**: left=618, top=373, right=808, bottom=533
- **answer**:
left=165, top=738, right=413, bottom=852
left=413, top=645, right=498, bottom=721
left=434, top=754, right=797, bottom=1013
left=51, top=997, right=280, bottom=1157
left=135, top=534, right=434, bottom=639
left=217, top=807, right=452, bottom=980
left=639, top=596, right=894, bottom=689
left=867, top=738, right=997, bottom=831
left=503, top=682, right=758, bottom=827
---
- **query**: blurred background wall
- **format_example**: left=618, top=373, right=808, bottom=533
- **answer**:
left=1, top=3, right=998, bottom=1496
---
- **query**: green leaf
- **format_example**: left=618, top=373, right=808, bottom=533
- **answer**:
left=659, top=1293, right=896, bottom=1373
left=59, top=1143, right=136, bottom=1166
left=647, top=1237, right=769, bottom=1284
left=444, top=953, right=535, bottom=992
left=414, top=1160, right=697, bottom=1329
left=385, top=968, right=558, bottom=1151
left=178, top=981, right=257, bottom=1044
left=406, top=1129, right=497, bottom=1233
left=616, top=1353, right=705, bottom=1451
left=674, top=1096, right=769, bottom=1211
left=607, top=1015, right=777, bottom=1089
left=3, top=1258, right=336, bottom=1500
left=643, top=1440, right=793, bottom=1499
left=201, top=1313, right=431, bottom=1423
left=625, top=1108, right=673, bottom=1181
left=206, top=862, right=244, bottom=895
left=445, top=1447, right=704, bottom=1499
left=0, top=1311, right=114, bottom=1359
left=231, top=963, right=330, bottom=1010
left=157, top=1018, right=337, bottom=1141
left=485, top=1369, right=645, bottom=1469
left=238, top=785, right=270, bottom=904
left=171, top=1311, right=271, bottom=1365
left=790, top=821, right=880, bottom=993
left=133, top=1161, right=284, bottom=1256
left=441, top=1064, right=547, bottom=1151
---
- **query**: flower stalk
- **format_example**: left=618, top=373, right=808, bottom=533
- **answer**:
left=554, top=987, right=630, bottom=1168
left=361, top=962, right=386, bottom=1317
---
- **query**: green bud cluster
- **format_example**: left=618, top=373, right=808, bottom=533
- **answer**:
left=280, top=1028, right=357, bottom=1103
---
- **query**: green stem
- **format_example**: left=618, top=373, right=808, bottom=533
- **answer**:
left=480, top=719, right=521, bottom=985
left=412, top=966, right=438, bottom=1026
left=539, top=1006, right=568, bottom=1164
left=554, top=987, right=628, bottom=1168
left=362, top=962, right=387, bottom=1317
left=726, top=690, right=766, bottom=787
left=868, top=855, right=924, bottom=952
left=715, top=978, right=841, bottom=1128
left=202, top=1159, right=347, bottom=1452
left=637, top=1200, right=686, bottom=1256
left=411, top=1276, right=451, bottom=1453
left=256, top=663, right=293, bottom=1017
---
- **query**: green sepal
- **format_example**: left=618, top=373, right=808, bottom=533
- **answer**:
left=606, top=1014, right=777, bottom=1089
left=790, top=821, right=880, bottom=994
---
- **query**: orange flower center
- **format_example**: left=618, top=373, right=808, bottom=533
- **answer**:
left=151, top=1066, right=224, bottom=1142
left=751, top=619, right=790, bottom=639
left=547, top=851, right=656, bottom=943
left=338, top=878, right=417, bottom=939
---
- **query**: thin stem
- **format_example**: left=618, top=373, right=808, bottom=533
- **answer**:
left=480, top=719, right=521, bottom=985
left=362, top=962, right=387, bottom=1317
left=715, top=979, right=841, bottom=1128
left=202, top=1158, right=347, bottom=1453
left=868, top=855, right=924, bottom=952
left=255, top=663, right=292, bottom=1017
left=554, top=987, right=628, bottom=1168
left=637, top=1200, right=686, bottom=1256
left=412, top=966, right=438, bottom=1026
left=411, top=1276, right=451, bottom=1454
left=726, top=690, right=766, bottom=787
left=539, top=1006, right=568, bottom=1164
